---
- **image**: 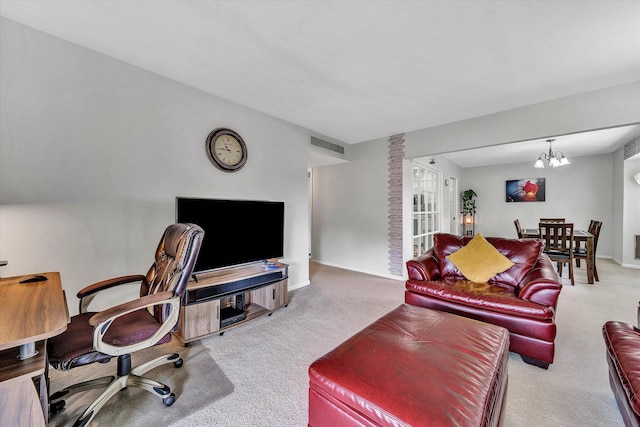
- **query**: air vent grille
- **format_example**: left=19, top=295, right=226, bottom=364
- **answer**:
left=624, top=136, right=640, bottom=160
left=310, top=136, right=344, bottom=155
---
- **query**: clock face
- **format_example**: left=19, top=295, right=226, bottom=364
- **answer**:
left=206, top=128, right=247, bottom=172
left=214, top=135, right=243, bottom=166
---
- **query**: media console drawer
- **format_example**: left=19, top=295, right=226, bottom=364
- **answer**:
left=176, top=263, right=288, bottom=343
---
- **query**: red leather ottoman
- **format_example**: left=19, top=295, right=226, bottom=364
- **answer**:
left=308, top=304, right=510, bottom=427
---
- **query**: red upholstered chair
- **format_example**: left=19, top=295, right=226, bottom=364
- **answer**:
left=406, top=233, right=562, bottom=368
left=602, top=302, right=640, bottom=426
left=47, top=223, right=203, bottom=427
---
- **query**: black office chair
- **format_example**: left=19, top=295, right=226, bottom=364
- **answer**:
left=47, top=223, right=203, bottom=427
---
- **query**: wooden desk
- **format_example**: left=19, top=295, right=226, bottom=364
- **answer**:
left=0, top=272, right=69, bottom=426
left=522, top=228, right=595, bottom=284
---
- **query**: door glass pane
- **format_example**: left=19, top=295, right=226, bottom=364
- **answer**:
left=412, top=163, right=441, bottom=256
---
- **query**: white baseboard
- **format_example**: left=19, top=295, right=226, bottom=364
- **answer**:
left=310, top=259, right=404, bottom=282
left=288, top=280, right=310, bottom=291
left=610, top=257, right=640, bottom=269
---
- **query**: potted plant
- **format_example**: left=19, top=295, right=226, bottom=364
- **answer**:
left=461, top=189, right=477, bottom=215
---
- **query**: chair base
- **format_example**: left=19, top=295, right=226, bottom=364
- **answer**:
left=50, top=352, right=183, bottom=427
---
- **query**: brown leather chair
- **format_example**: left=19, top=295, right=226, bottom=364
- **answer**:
left=47, top=223, right=204, bottom=427
left=575, top=220, right=602, bottom=281
left=514, top=219, right=523, bottom=238
left=539, top=222, right=574, bottom=286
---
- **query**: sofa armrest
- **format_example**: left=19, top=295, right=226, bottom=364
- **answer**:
left=406, top=248, right=441, bottom=281
left=518, top=259, right=562, bottom=308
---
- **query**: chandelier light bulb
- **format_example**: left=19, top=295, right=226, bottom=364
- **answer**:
left=533, top=138, right=569, bottom=169
left=534, top=156, right=545, bottom=168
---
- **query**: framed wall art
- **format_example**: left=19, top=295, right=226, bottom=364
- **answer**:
left=506, top=178, right=545, bottom=202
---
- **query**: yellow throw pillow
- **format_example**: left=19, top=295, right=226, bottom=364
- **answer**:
left=445, top=234, right=515, bottom=283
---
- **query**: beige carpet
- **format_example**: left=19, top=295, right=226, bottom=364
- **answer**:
left=48, top=338, right=233, bottom=426
left=58, top=260, right=637, bottom=426
left=172, top=260, right=636, bottom=426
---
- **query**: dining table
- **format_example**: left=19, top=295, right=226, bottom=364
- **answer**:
left=521, top=228, right=595, bottom=284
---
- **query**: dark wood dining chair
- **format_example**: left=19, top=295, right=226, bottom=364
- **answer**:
left=575, top=220, right=602, bottom=281
left=514, top=219, right=523, bottom=238
left=539, top=222, right=575, bottom=286
left=540, top=218, right=566, bottom=223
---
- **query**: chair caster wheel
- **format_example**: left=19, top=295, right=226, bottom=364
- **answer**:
left=163, top=393, right=176, bottom=406
left=50, top=399, right=66, bottom=414
left=173, top=358, right=183, bottom=368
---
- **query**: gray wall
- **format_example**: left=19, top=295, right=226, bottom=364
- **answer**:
left=0, top=18, right=311, bottom=313
left=622, top=155, right=640, bottom=267
left=310, top=138, right=390, bottom=275
left=312, top=83, right=640, bottom=277
left=462, top=154, right=613, bottom=254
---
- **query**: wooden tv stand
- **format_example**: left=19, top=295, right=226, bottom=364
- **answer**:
left=176, top=262, right=288, bottom=344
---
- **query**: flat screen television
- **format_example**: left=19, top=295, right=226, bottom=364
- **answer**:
left=175, top=197, right=285, bottom=274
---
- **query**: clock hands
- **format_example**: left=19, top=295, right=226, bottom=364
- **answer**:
left=218, top=144, right=240, bottom=153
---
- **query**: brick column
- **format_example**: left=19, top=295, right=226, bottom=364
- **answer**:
left=388, top=134, right=405, bottom=276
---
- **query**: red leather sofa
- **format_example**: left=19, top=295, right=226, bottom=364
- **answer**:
left=405, top=233, right=563, bottom=368
left=602, top=303, right=640, bottom=426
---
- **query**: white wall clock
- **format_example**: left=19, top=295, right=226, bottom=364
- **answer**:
left=206, top=128, right=248, bottom=172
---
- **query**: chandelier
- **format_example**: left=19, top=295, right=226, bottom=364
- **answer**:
left=533, top=139, right=570, bottom=168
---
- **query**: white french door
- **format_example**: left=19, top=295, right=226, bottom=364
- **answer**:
left=412, top=162, right=442, bottom=257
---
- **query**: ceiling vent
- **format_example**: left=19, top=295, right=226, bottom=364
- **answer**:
left=310, top=136, right=345, bottom=155
left=624, top=136, right=640, bottom=160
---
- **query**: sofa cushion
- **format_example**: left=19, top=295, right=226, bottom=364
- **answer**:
left=434, top=233, right=543, bottom=287
left=446, top=233, right=515, bottom=283
left=405, top=278, right=556, bottom=320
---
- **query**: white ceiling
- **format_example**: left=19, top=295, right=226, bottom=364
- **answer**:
left=1, top=1, right=639, bottom=166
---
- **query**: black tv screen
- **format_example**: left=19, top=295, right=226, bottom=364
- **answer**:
left=175, top=197, right=285, bottom=273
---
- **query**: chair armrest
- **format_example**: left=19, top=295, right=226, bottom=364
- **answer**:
left=518, top=268, right=562, bottom=307
left=637, top=301, right=640, bottom=327
left=88, top=291, right=178, bottom=356
left=406, top=248, right=441, bottom=281
left=77, top=275, right=146, bottom=313
left=88, top=291, right=173, bottom=326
